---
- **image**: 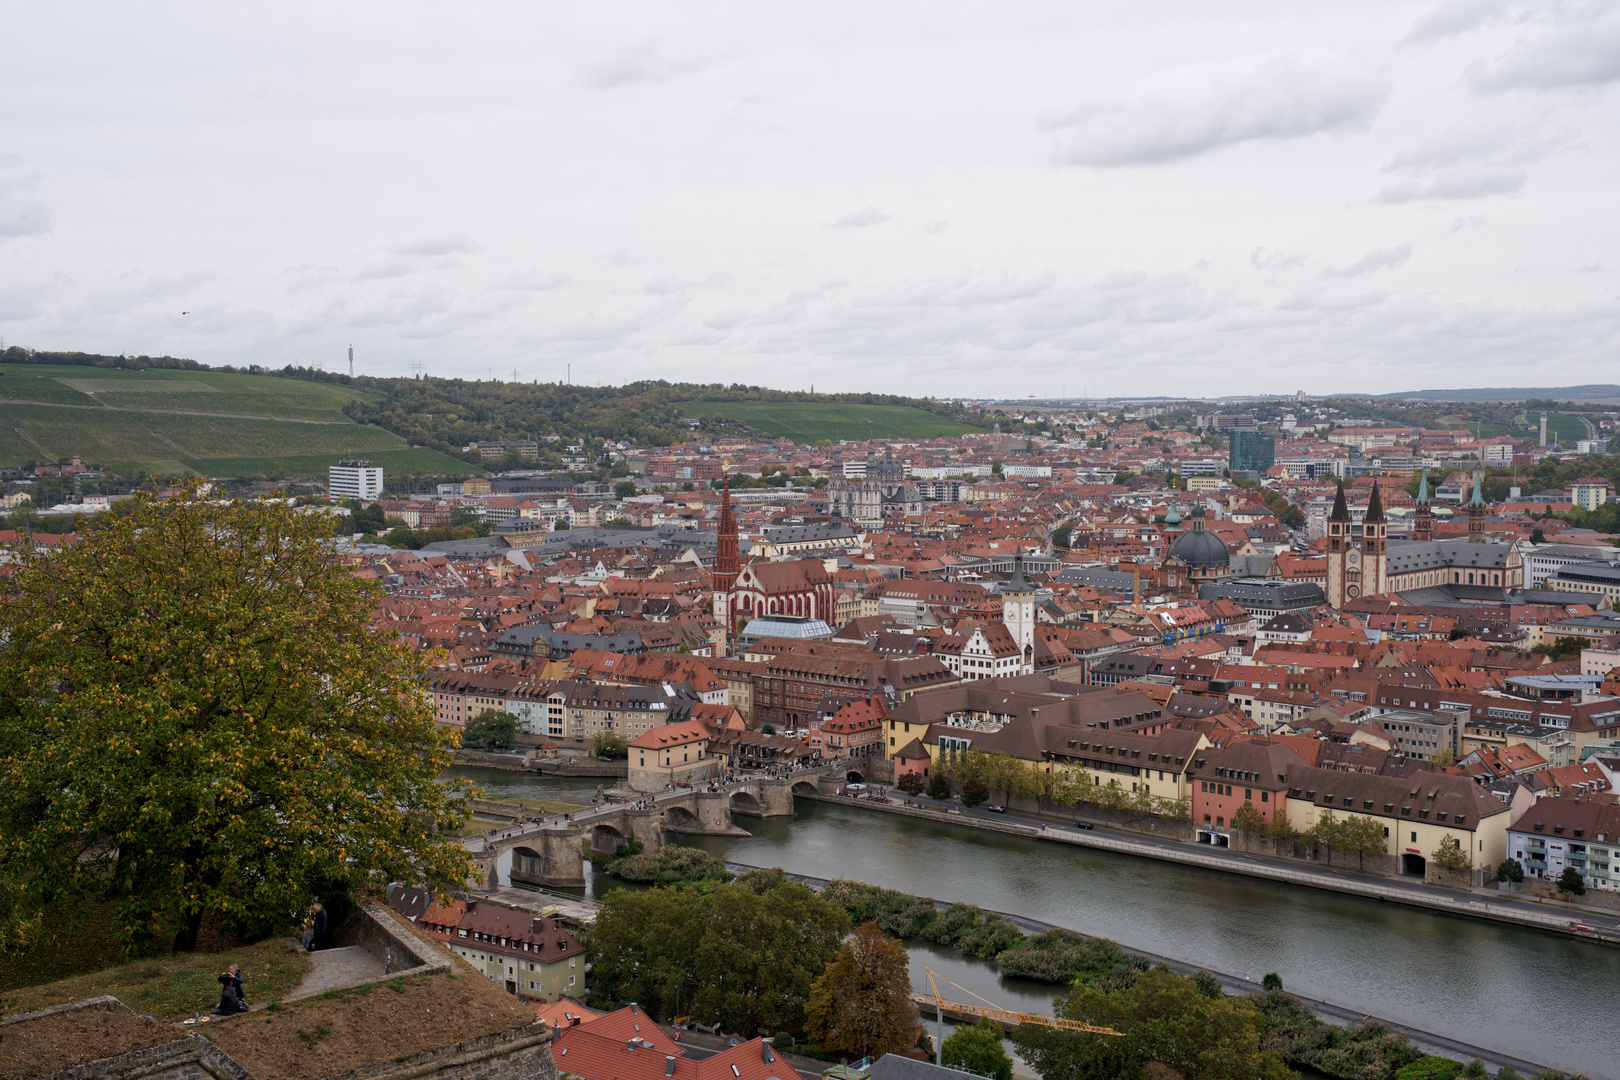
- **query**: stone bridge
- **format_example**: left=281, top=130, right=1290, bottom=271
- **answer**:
left=470, top=770, right=843, bottom=890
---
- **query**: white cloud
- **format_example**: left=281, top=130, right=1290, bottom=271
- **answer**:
left=495, top=271, right=577, bottom=292
left=1042, top=52, right=1389, bottom=166
left=825, top=206, right=890, bottom=229
left=1251, top=247, right=1308, bottom=271
left=585, top=39, right=711, bottom=90
left=1376, top=121, right=1576, bottom=202
left=1322, top=244, right=1412, bottom=278
left=1467, top=9, right=1620, bottom=92
left=1402, top=0, right=1512, bottom=45
left=0, top=159, right=50, bottom=242
left=394, top=234, right=480, bottom=256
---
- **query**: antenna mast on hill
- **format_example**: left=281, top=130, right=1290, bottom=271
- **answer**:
left=348, top=345, right=354, bottom=377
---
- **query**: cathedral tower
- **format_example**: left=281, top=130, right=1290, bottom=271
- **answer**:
left=1413, top=470, right=1433, bottom=543
left=1362, top=480, right=1388, bottom=599
left=1468, top=470, right=1487, bottom=544
left=1325, top=480, right=1357, bottom=607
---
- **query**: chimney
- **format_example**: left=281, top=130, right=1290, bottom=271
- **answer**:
left=667, top=1058, right=678, bottom=1077
left=629, top=1002, right=639, bottom=1015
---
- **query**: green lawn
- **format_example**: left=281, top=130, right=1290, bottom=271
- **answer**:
left=677, top=401, right=985, bottom=442
left=3, top=937, right=310, bottom=1020
left=3, top=363, right=380, bottom=422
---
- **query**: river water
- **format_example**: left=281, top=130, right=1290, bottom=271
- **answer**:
left=459, top=771, right=1617, bottom=1077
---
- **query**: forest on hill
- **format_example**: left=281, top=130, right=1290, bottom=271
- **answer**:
left=1, top=347, right=977, bottom=454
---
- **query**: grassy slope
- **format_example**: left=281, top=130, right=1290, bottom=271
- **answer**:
left=9, top=364, right=379, bottom=421
left=3, top=938, right=309, bottom=1020
left=677, top=401, right=985, bottom=441
left=0, top=363, right=430, bottom=475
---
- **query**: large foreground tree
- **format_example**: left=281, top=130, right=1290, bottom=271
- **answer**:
left=0, top=489, right=472, bottom=954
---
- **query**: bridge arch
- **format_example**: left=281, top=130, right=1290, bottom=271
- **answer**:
left=664, top=805, right=702, bottom=832
left=846, top=769, right=866, bottom=783
left=590, top=822, right=627, bottom=855
left=510, top=846, right=548, bottom=888
left=792, top=781, right=819, bottom=797
left=730, top=790, right=762, bottom=817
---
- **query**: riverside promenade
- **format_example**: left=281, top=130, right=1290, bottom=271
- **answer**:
left=804, top=792, right=1620, bottom=946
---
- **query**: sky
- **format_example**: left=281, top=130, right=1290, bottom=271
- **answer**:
left=2, top=2, right=1617, bottom=398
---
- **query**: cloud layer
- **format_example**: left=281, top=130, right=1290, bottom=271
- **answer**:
left=0, top=3, right=1614, bottom=397
left=1043, top=52, right=1390, bottom=166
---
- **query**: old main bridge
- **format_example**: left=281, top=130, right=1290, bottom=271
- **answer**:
left=470, top=768, right=844, bottom=890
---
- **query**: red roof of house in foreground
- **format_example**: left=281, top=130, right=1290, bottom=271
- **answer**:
left=551, top=1005, right=791, bottom=1080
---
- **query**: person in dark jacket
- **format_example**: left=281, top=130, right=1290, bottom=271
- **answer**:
left=214, top=964, right=248, bottom=1014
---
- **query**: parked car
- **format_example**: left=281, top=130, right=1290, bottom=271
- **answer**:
left=1075, top=821, right=1095, bottom=830
left=986, top=805, right=1006, bottom=813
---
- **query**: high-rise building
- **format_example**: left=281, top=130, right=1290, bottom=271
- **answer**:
left=1228, top=431, right=1275, bottom=477
left=329, top=460, right=384, bottom=500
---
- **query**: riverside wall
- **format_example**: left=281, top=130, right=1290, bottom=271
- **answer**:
left=803, top=794, right=1620, bottom=946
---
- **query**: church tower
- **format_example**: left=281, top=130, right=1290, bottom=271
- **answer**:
left=1413, top=470, right=1433, bottom=543
left=1001, top=555, right=1037, bottom=674
left=1325, top=479, right=1358, bottom=607
left=1362, top=480, right=1388, bottom=598
left=711, top=474, right=740, bottom=654
left=1468, top=470, right=1487, bottom=544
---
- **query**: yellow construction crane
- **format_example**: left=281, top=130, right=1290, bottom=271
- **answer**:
left=923, top=968, right=1121, bottom=1064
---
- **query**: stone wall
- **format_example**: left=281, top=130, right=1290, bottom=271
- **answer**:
left=41, top=1038, right=256, bottom=1080
left=331, top=899, right=451, bottom=981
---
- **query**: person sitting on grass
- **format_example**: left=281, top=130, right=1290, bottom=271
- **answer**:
left=214, top=964, right=249, bottom=1015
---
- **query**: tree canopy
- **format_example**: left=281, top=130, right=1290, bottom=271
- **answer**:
left=588, top=869, right=850, bottom=1033
left=1013, top=967, right=1291, bottom=1080
left=805, top=921, right=922, bottom=1060
left=941, top=1017, right=1013, bottom=1080
left=0, top=488, right=471, bottom=954
left=463, top=707, right=518, bottom=747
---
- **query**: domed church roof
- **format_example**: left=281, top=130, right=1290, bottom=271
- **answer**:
left=1168, top=506, right=1229, bottom=568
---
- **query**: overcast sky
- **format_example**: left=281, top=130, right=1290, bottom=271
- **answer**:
left=2, top=2, right=1617, bottom=398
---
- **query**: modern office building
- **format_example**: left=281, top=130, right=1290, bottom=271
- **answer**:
left=329, top=459, right=384, bottom=500
left=1228, top=431, right=1276, bottom=477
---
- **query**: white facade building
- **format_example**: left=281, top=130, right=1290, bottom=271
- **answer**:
left=329, top=460, right=384, bottom=500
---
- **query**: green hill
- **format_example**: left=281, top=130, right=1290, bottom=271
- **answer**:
left=675, top=401, right=986, bottom=441
left=0, top=362, right=466, bottom=477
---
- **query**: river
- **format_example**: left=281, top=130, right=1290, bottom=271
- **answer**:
left=460, top=771, right=1618, bottom=1077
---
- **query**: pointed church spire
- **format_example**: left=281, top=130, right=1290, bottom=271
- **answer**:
left=1469, top=470, right=1486, bottom=508
left=1329, top=479, right=1349, bottom=522
left=1365, top=480, right=1385, bottom=524
left=1416, top=470, right=1430, bottom=506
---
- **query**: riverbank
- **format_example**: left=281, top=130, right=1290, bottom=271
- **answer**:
left=804, top=793, right=1620, bottom=946
left=718, top=860, right=1549, bottom=1079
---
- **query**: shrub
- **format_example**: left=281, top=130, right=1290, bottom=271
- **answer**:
left=608, top=845, right=732, bottom=885
left=926, top=774, right=952, bottom=800
left=996, top=929, right=1147, bottom=987
left=897, top=773, right=925, bottom=795
left=958, top=914, right=1024, bottom=960
left=1262, top=972, right=1283, bottom=992
left=1394, top=1056, right=1464, bottom=1080
left=960, top=779, right=989, bottom=808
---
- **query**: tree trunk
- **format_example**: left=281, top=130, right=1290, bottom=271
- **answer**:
left=173, top=908, right=204, bottom=953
